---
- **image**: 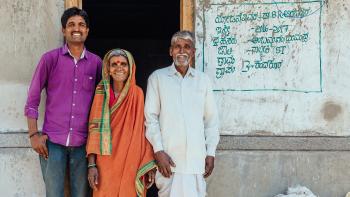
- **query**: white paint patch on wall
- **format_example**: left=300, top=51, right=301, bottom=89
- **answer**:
left=196, top=0, right=350, bottom=136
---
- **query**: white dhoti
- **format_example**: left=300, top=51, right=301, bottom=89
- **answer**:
left=155, top=171, right=206, bottom=197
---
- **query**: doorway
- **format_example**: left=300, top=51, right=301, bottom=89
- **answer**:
left=83, top=0, right=180, bottom=92
left=83, top=1, right=180, bottom=196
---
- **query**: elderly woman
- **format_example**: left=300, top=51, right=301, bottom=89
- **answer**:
left=86, top=49, right=156, bottom=197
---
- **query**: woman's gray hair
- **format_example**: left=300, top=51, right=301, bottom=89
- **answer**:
left=170, top=31, right=195, bottom=47
left=108, top=49, right=128, bottom=60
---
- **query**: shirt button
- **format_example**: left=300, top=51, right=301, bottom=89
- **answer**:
left=70, top=128, right=73, bottom=131
left=71, top=116, right=74, bottom=119
left=72, top=103, right=75, bottom=106
left=73, top=91, right=77, bottom=94
left=74, top=78, right=77, bottom=82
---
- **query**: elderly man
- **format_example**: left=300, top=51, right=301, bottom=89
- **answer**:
left=145, top=30, right=220, bottom=197
left=24, top=7, right=102, bottom=197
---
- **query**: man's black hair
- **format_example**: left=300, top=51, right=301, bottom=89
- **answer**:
left=61, top=7, right=90, bottom=28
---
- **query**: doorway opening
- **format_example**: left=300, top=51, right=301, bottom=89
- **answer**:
left=83, top=1, right=180, bottom=196
left=83, top=0, right=180, bottom=92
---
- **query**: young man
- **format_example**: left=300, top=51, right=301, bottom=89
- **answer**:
left=145, top=31, right=220, bottom=197
left=24, top=7, right=102, bottom=197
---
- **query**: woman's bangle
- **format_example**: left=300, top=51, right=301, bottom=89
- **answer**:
left=29, top=131, right=39, bottom=138
left=88, top=163, right=97, bottom=169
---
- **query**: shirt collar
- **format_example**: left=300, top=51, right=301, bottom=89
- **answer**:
left=168, top=63, right=196, bottom=77
left=62, top=44, right=88, bottom=60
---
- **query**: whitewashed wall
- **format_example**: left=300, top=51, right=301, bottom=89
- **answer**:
left=196, top=0, right=350, bottom=136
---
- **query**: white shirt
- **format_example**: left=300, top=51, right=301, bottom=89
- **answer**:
left=145, top=64, right=220, bottom=174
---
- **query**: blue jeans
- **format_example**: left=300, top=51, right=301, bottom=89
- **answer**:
left=40, top=140, right=89, bottom=197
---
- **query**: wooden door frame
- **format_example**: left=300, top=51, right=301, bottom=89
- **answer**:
left=65, top=0, right=82, bottom=9
left=64, top=0, right=194, bottom=31
left=180, top=0, right=195, bottom=31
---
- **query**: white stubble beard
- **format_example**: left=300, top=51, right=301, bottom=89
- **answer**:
left=174, top=54, right=190, bottom=67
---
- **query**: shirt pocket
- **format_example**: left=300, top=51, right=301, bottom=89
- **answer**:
left=82, top=75, right=95, bottom=91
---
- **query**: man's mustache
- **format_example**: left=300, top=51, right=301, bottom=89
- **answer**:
left=175, top=54, right=189, bottom=59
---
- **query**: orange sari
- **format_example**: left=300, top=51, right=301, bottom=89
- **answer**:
left=86, top=49, right=156, bottom=197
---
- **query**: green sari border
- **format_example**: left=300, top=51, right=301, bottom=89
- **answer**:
left=135, top=160, right=157, bottom=197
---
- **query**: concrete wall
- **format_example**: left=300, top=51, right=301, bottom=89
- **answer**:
left=195, top=0, right=350, bottom=196
left=0, top=0, right=64, bottom=195
left=209, top=149, right=350, bottom=197
left=206, top=136, right=350, bottom=197
left=0, top=148, right=44, bottom=196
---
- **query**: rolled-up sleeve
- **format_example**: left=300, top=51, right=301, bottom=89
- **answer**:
left=24, top=55, right=48, bottom=119
left=144, top=72, right=164, bottom=153
left=203, top=77, right=220, bottom=157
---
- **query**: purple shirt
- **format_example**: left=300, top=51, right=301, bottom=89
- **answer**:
left=25, top=45, right=102, bottom=147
